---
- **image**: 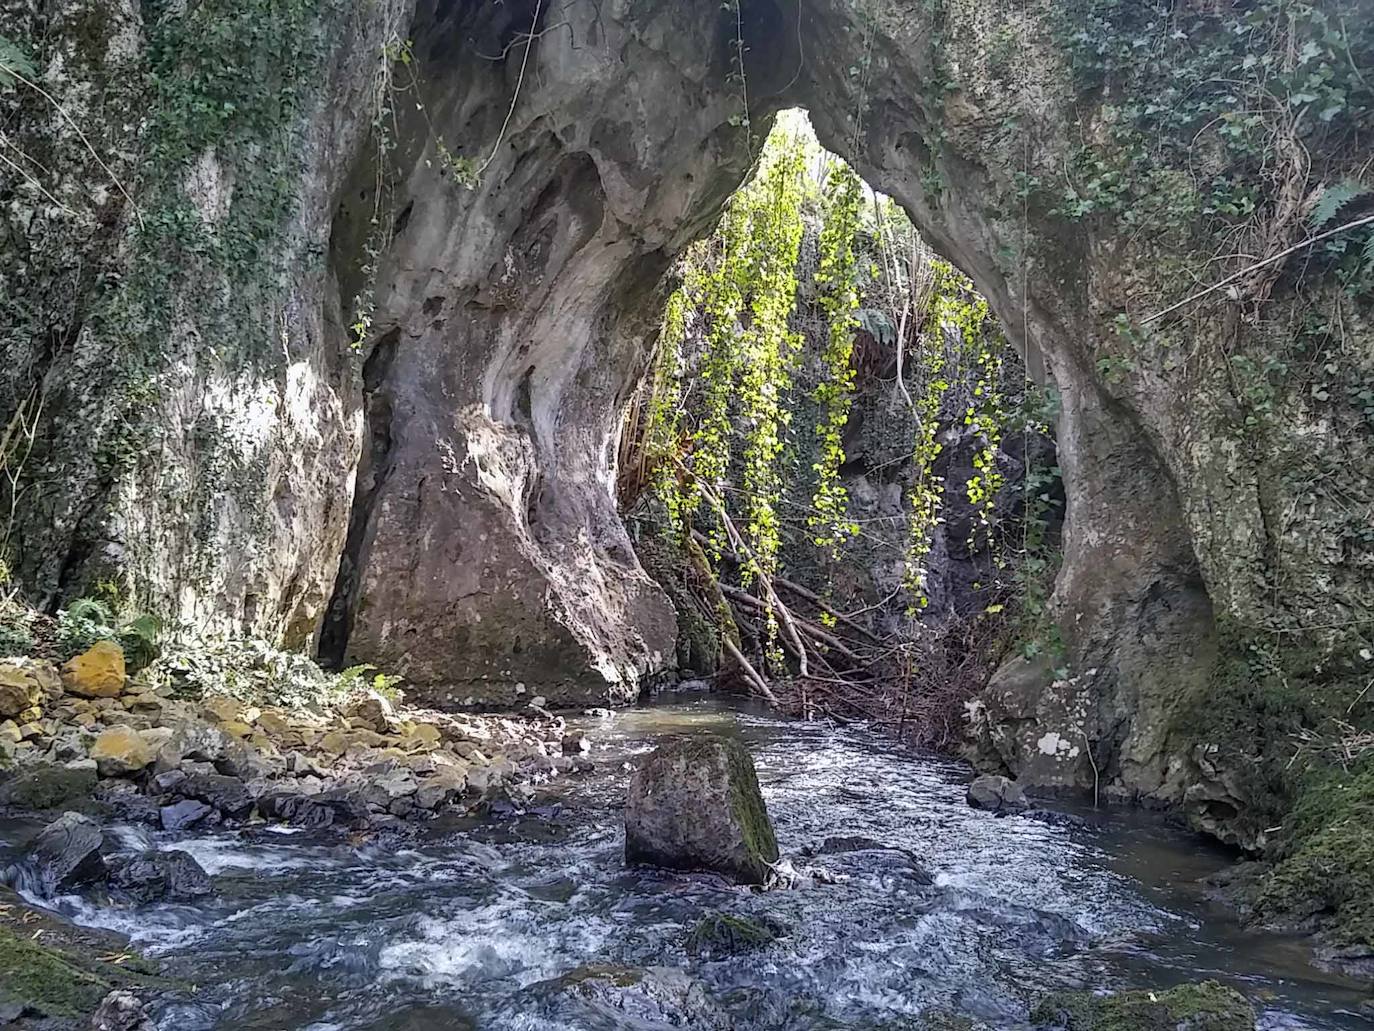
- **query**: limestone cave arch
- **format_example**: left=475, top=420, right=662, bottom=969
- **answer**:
left=2, top=0, right=1370, bottom=831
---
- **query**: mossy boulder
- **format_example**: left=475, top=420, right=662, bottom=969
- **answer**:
left=1030, top=981, right=1255, bottom=1031
left=625, top=735, right=779, bottom=884
left=684, top=913, right=778, bottom=958
left=1250, top=758, right=1374, bottom=960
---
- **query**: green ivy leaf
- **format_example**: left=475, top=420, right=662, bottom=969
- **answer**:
left=0, top=33, right=38, bottom=89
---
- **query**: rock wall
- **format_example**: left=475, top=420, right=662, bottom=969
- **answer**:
left=3, top=0, right=1371, bottom=832
left=779, top=0, right=1372, bottom=841
left=0, top=0, right=409, bottom=646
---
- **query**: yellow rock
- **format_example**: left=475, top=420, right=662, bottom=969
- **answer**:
left=91, top=725, right=153, bottom=776
left=318, top=730, right=349, bottom=756
left=253, top=711, right=290, bottom=736
left=0, top=664, right=42, bottom=717
left=0, top=720, right=21, bottom=744
left=60, top=641, right=127, bottom=698
left=17, top=722, right=43, bottom=740
left=406, top=723, right=442, bottom=747
left=219, top=721, right=255, bottom=739
left=202, top=695, right=242, bottom=723
left=15, top=705, right=42, bottom=724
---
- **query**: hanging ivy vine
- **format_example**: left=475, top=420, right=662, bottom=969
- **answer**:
left=735, top=133, right=808, bottom=590
left=809, top=161, right=863, bottom=557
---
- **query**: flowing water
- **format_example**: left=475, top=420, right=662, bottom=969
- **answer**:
left=5, top=695, right=1369, bottom=1029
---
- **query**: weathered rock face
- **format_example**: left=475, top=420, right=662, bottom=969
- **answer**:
left=4, top=1, right=1370, bottom=842
left=625, top=735, right=779, bottom=884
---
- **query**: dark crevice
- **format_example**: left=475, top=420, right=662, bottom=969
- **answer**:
left=318, top=328, right=402, bottom=668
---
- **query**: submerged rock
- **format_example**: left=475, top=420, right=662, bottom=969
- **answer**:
left=625, top=736, right=778, bottom=885
left=684, top=913, right=779, bottom=959
left=26, top=811, right=105, bottom=894
left=538, top=964, right=730, bottom=1030
left=91, top=989, right=156, bottom=1031
left=966, top=774, right=1028, bottom=813
left=1030, top=981, right=1256, bottom=1030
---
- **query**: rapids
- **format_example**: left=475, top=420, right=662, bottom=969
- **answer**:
left=4, top=696, right=1367, bottom=1029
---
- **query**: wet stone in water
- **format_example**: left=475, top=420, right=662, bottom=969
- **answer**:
left=624, top=735, right=779, bottom=885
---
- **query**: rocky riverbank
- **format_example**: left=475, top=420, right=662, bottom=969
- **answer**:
left=0, top=637, right=608, bottom=1026
left=1, top=641, right=595, bottom=827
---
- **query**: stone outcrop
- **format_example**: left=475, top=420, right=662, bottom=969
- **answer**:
left=624, top=735, right=779, bottom=884
left=3, top=2, right=1370, bottom=843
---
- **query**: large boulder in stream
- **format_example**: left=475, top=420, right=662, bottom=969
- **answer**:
left=107, top=850, right=212, bottom=903
left=625, top=736, right=778, bottom=885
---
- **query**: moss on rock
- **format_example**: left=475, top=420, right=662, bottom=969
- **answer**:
left=0, top=763, right=97, bottom=811
left=0, top=887, right=173, bottom=1025
left=1030, top=981, right=1255, bottom=1031
left=624, top=735, right=779, bottom=884
left=684, top=913, right=778, bottom=958
left=1254, top=758, right=1374, bottom=950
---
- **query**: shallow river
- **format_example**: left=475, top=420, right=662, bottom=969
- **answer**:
left=14, top=696, right=1372, bottom=1029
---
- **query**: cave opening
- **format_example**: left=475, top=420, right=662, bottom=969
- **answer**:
left=617, top=110, right=1062, bottom=746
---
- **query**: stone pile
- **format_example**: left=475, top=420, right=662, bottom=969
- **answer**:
left=0, top=641, right=596, bottom=831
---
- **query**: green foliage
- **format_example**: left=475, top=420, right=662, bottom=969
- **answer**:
left=1310, top=179, right=1369, bottom=231
left=49, top=598, right=161, bottom=669
left=809, top=162, right=863, bottom=556
left=904, top=259, right=1000, bottom=608
left=150, top=636, right=376, bottom=710
left=0, top=32, right=37, bottom=88
left=1054, top=0, right=1374, bottom=293
left=119, top=613, right=163, bottom=671
left=735, top=131, right=808, bottom=599
left=338, top=662, right=405, bottom=702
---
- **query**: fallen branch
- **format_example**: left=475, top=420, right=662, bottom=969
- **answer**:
left=775, top=576, right=885, bottom=645
left=1141, top=212, right=1374, bottom=325
left=689, top=476, right=810, bottom=679
left=722, top=637, right=779, bottom=706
